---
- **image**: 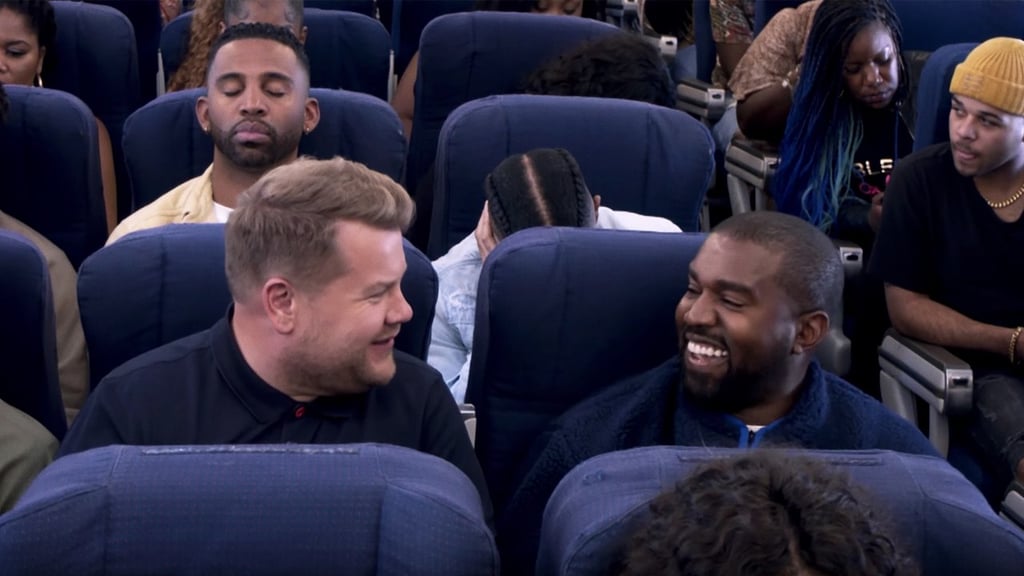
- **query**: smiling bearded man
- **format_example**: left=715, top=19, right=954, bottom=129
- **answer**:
left=498, top=210, right=937, bottom=575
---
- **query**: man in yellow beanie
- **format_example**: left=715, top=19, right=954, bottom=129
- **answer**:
left=871, top=37, right=1024, bottom=495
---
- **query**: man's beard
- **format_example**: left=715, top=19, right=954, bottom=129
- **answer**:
left=211, top=120, right=303, bottom=170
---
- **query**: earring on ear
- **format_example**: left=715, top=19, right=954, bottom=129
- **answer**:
left=33, top=73, right=43, bottom=88
left=303, top=126, right=311, bottom=135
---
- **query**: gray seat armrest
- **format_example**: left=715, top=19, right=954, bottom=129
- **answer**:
left=1001, top=481, right=1024, bottom=531
left=833, top=239, right=863, bottom=281
left=878, top=330, right=973, bottom=456
left=724, top=139, right=778, bottom=215
left=676, top=78, right=730, bottom=122
left=459, top=403, right=477, bottom=446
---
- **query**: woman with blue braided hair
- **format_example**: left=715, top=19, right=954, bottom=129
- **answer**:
left=771, top=0, right=912, bottom=248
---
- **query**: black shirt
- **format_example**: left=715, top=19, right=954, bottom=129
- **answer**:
left=59, top=313, right=492, bottom=519
left=836, top=104, right=914, bottom=250
left=869, top=142, right=1024, bottom=368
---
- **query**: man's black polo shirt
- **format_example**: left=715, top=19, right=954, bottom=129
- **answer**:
left=59, top=314, right=492, bottom=517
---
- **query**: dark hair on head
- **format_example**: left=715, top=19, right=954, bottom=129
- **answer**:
left=524, top=32, right=676, bottom=108
left=774, top=0, right=905, bottom=231
left=473, top=0, right=605, bottom=19
left=206, top=22, right=310, bottom=85
left=0, top=0, right=57, bottom=79
left=616, top=451, right=917, bottom=576
left=0, top=82, right=8, bottom=125
left=711, top=211, right=844, bottom=320
left=485, top=148, right=596, bottom=239
left=224, top=0, right=304, bottom=28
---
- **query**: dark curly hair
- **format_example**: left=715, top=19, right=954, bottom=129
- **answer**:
left=524, top=33, right=675, bottom=108
left=485, top=148, right=596, bottom=240
left=615, top=451, right=917, bottom=576
left=205, top=22, right=310, bottom=85
left=0, top=0, right=57, bottom=81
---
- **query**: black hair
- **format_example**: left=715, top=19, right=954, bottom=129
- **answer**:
left=774, top=0, right=905, bottom=230
left=485, top=148, right=595, bottom=239
left=206, top=22, right=310, bottom=84
left=473, top=0, right=605, bottom=20
left=524, top=32, right=676, bottom=108
left=712, top=211, right=844, bottom=320
left=223, top=0, right=304, bottom=28
left=616, top=451, right=917, bottom=576
left=0, top=0, right=57, bottom=80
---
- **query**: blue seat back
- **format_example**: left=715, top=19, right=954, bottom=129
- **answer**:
left=78, top=225, right=437, bottom=387
left=407, top=12, right=620, bottom=198
left=51, top=0, right=140, bottom=220
left=693, top=0, right=715, bottom=83
left=161, top=8, right=390, bottom=99
left=390, top=0, right=476, bottom=77
left=431, top=94, right=713, bottom=258
left=122, top=88, right=405, bottom=210
left=893, top=0, right=1024, bottom=53
left=88, top=0, right=162, bottom=103
left=539, top=446, right=1024, bottom=576
left=0, top=444, right=498, bottom=575
left=913, top=43, right=976, bottom=151
left=304, top=0, right=375, bottom=15
left=0, top=86, right=105, bottom=269
left=467, top=227, right=705, bottom=515
left=0, top=232, right=65, bottom=441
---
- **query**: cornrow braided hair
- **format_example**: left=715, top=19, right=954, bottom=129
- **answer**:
left=484, top=148, right=595, bottom=239
left=773, top=0, right=906, bottom=231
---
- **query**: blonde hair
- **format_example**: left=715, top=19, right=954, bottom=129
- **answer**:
left=167, top=0, right=226, bottom=92
left=225, top=157, right=414, bottom=299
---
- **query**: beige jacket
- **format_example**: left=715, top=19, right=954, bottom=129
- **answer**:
left=0, top=211, right=90, bottom=425
left=0, top=398, right=57, bottom=512
left=107, top=165, right=216, bottom=245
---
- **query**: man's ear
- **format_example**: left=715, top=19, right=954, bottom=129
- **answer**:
left=303, top=96, right=320, bottom=134
left=791, top=310, right=829, bottom=355
left=298, top=26, right=308, bottom=44
left=195, top=95, right=210, bottom=133
left=218, top=20, right=227, bottom=34
left=262, top=278, right=298, bottom=335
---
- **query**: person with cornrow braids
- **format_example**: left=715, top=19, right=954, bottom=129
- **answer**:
left=427, top=148, right=681, bottom=402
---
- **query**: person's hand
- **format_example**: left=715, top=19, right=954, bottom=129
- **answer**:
left=475, top=202, right=498, bottom=262
left=868, top=192, right=884, bottom=233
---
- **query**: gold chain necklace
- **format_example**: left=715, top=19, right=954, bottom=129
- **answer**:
left=985, top=181, right=1024, bottom=209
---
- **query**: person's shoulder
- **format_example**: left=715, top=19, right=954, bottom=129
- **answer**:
left=100, top=329, right=216, bottom=392
left=821, top=372, right=935, bottom=454
left=433, top=233, right=481, bottom=274
left=106, top=168, right=213, bottom=244
left=596, top=207, right=682, bottom=233
left=898, top=142, right=953, bottom=171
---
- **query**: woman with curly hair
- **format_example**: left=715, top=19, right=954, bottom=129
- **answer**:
left=166, top=0, right=305, bottom=92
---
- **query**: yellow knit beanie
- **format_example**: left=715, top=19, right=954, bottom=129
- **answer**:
left=950, top=37, right=1024, bottom=116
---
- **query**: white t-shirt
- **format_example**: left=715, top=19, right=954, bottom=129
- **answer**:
left=213, top=202, right=233, bottom=223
